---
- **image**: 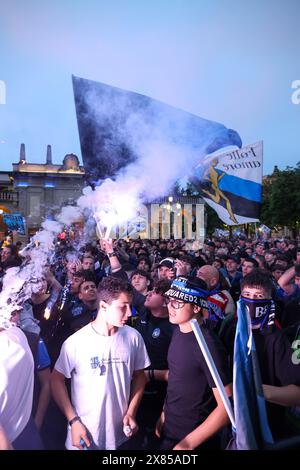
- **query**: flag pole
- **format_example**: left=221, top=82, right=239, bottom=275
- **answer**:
left=190, top=319, right=235, bottom=428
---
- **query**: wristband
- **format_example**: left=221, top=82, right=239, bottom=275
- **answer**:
left=107, top=252, right=117, bottom=258
left=69, top=416, right=81, bottom=426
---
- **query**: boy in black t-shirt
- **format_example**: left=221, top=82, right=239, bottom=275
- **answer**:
left=135, top=279, right=174, bottom=449
left=156, top=276, right=232, bottom=450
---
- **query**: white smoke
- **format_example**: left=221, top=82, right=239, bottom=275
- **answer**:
left=0, top=202, right=91, bottom=328
left=56, top=205, right=82, bottom=226
left=74, top=84, right=209, bottom=238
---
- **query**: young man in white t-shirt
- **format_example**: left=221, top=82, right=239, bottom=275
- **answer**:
left=51, top=277, right=150, bottom=450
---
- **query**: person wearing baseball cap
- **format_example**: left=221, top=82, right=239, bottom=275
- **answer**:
left=157, top=258, right=176, bottom=281
left=156, top=276, right=232, bottom=450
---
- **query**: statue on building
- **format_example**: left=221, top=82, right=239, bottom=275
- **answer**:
left=59, top=154, right=82, bottom=172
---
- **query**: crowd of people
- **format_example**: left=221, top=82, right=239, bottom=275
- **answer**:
left=1, top=231, right=300, bottom=450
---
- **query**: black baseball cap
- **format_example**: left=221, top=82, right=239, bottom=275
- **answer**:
left=158, top=258, right=175, bottom=269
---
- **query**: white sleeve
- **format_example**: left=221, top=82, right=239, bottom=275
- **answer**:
left=54, top=339, right=76, bottom=379
left=133, top=331, right=151, bottom=371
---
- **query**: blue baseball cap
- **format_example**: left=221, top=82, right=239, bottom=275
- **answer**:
left=165, top=276, right=209, bottom=308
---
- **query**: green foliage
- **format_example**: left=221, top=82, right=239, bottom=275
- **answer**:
left=261, top=163, right=300, bottom=231
left=205, top=205, right=227, bottom=235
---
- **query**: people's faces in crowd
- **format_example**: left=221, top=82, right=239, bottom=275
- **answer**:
left=225, top=258, right=239, bottom=274
left=131, top=273, right=150, bottom=294
left=255, top=244, right=265, bottom=256
left=271, top=267, right=285, bottom=282
left=264, top=251, right=276, bottom=265
left=70, top=274, right=85, bottom=294
left=144, top=289, right=166, bottom=309
left=82, top=256, right=95, bottom=271
left=78, top=281, right=97, bottom=303
left=158, top=265, right=175, bottom=280
left=279, top=240, right=288, bottom=251
left=100, top=292, right=132, bottom=328
left=245, top=247, right=253, bottom=257
left=241, top=285, right=270, bottom=300
left=242, top=260, right=257, bottom=277
left=1, top=246, right=12, bottom=263
left=66, top=258, right=80, bottom=275
left=212, top=259, right=223, bottom=270
left=167, top=299, right=203, bottom=329
left=137, top=258, right=150, bottom=272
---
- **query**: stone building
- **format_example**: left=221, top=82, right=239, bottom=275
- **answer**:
left=12, top=144, right=85, bottom=237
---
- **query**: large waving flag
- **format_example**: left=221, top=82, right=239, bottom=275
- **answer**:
left=232, top=299, right=274, bottom=449
left=72, top=75, right=242, bottom=186
left=191, top=141, right=263, bottom=226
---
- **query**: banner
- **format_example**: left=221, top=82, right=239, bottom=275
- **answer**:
left=232, top=300, right=274, bottom=449
left=3, top=213, right=26, bottom=235
left=191, top=141, right=263, bottom=226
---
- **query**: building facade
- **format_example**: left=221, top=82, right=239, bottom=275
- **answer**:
left=12, top=145, right=85, bottom=237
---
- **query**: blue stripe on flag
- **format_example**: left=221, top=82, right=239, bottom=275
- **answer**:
left=217, top=171, right=262, bottom=203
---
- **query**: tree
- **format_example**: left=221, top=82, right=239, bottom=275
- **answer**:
left=205, top=205, right=227, bottom=236
left=261, top=163, right=300, bottom=236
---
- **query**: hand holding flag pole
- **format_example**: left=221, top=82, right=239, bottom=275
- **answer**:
left=190, top=319, right=235, bottom=428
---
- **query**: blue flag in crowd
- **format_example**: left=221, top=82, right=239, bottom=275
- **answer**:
left=72, top=75, right=242, bottom=186
left=3, top=212, right=26, bottom=235
left=191, top=141, right=263, bottom=226
left=232, top=299, right=274, bottom=450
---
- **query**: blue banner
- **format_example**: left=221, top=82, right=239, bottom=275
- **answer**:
left=3, top=212, right=26, bottom=235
